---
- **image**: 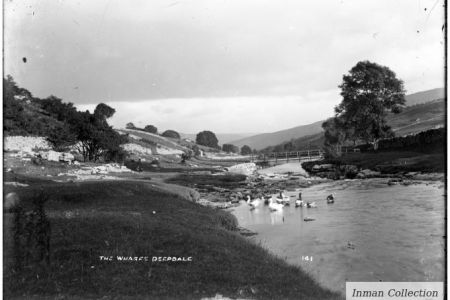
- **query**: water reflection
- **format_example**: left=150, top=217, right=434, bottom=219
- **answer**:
left=231, top=179, right=445, bottom=293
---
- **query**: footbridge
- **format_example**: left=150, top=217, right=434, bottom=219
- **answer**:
left=249, top=149, right=325, bottom=164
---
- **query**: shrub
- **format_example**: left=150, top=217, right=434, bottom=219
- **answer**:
left=240, top=145, right=252, bottom=155
left=162, top=130, right=180, bottom=139
left=144, top=125, right=158, bottom=134
left=222, top=144, right=239, bottom=153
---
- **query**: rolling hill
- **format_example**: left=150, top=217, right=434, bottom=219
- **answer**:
left=180, top=133, right=257, bottom=145
left=261, top=98, right=445, bottom=153
left=404, top=88, right=444, bottom=106
left=244, top=88, right=445, bottom=151
left=229, top=120, right=324, bottom=150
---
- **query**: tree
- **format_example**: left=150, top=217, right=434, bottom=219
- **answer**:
left=162, top=130, right=180, bottom=139
left=196, top=131, right=219, bottom=148
left=70, top=106, right=126, bottom=162
left=335, top=61, right=405, bottom=149
left=144, top=125, right=158, bottom=134
left=240, top=145, right=252, bottom=155
left=126, top=122, right=136, bottom=129
left=94, top=103, right=116, bottom=121
left=222, top=143, right=239, bottom=153
left=46, top=123, right=77, bottom=152
left=322, top=117, right=347, bottom=158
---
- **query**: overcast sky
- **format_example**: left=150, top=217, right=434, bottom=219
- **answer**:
left=4, top=0, right=445, bottom=133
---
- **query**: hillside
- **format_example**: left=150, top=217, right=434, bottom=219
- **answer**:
left=231, top=88, right=445, bottom=151
left=387, top=99, right=445, bottom=136
left=404, top=87, right=444, bottom=106
left=261, top=93, right=445, bottom=153
left=229, top=120, right=324, bottom=150
left=180, top=132, right=257, bottom=145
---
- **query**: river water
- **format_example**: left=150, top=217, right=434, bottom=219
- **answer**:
left=230, top=179, right=445, bottom=293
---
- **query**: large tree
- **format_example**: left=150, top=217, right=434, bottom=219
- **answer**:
left=335, top=61, right=405, bottom=149
left=71, top=104, right=126, bottom=162
left=196, top=131, right=219, bottom=148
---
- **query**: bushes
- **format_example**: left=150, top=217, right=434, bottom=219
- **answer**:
left=144, top=125, right=158, bottom=134
left=222, top=144, right=239, bottom=153
left=162, top=130, right=180, bottom=139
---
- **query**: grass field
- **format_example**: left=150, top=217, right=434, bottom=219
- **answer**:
left=4, top=179, right=341, bottom=299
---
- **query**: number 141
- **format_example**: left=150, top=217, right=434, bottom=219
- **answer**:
left=301, top=256, right=313, bottom=262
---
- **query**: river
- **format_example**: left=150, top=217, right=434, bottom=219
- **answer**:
left=230, top=179, right=445, bottom=293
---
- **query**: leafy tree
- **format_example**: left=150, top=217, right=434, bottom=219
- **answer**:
left=4, top=76, right=25, bottom=134
left=196, top=131, right=219, bottom=148
left=240, top=145, right=252, bottom=155
left=126, top=122, right=136, bottom=129
left=322, top=117, right=347, bottom=158
left=71, top=105, right=125, bottom=162
left=46, top=123, right=77, bottom=152
left=144, top=125, right=158, bottom=134
left=94, top=103, right=116, bottom=121
left=222, top=144, right=239, bottom=153
left=40, top=95, right=77, bottom=123
left=335, top=61, right=405, bottom=149
left=161, top=130, right=180, bottom=139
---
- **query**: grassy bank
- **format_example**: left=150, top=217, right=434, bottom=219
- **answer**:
left=302, top=150, right=445, bottom=174
left=4, top=179, right=340, bottom=299
left=165, top=173, right=248, bottom=189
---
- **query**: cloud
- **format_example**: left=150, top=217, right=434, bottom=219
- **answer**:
left=5, top=0, right=445, bottom=133
left=76, top=93, right=341, bottom=134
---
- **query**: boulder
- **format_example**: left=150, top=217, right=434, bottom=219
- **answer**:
left=226, top=163, right=257, bottom=176
left=312, top=164, right=321, bottom=171
left=47, top=151, right=61, bottom=162
left=60, top=152, right=74, bottom=162
left=356, top=169, right=381, bottom=179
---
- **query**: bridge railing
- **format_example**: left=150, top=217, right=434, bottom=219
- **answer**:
left=251, top=149, right=324, bottom=162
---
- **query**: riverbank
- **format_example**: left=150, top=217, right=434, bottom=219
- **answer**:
left=4, top=177, right=341, bottom=299
left=301, top=150, right=445, bottom=180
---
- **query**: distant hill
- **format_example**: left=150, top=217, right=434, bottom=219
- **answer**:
left=229, top=120, right=324, bottom=150
left=261, top=98, right=445, bottom=153
left=180, top=133, right=257, bottom=145
left=404, top=88, right=444, bottom=106
left=257, top=88, right=445, bottom=152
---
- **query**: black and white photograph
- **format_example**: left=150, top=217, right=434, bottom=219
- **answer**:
left=3, top=0, right=446, bottom=299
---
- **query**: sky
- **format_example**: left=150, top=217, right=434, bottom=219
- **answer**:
left=4, top=0, right=445, bottom=134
